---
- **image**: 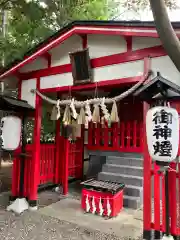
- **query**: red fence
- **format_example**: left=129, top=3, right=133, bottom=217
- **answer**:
left=143, top=101, right=180, bottom=239
left=12, top=137, right=84, bottom=199
left=69, top=139, right=84, bottom=179
left=144, top=161, right=180, bottom=238
left=87, top=121, right=143, bottom=153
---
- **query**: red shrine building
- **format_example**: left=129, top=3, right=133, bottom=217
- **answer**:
left=1, top=20, right=180, bottom=237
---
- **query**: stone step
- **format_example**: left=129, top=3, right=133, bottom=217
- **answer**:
left=88, top=151, right=142, bottom=159
left=102, top=164, right=143, bottom=177
left=98, top=172, right=143, bottom=187
left=124, top=185, right=143, bottom=199
left=123, top=195, right=141, bottom=209
left=106, top=156, right=143, bottom=167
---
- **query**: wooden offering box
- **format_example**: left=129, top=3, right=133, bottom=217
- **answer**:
left=81, top=179, right=125, bottom=218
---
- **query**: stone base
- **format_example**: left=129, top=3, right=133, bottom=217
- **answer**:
left=7, top=198, right=29, bottom=214
left=162, top=235, right=174, bottom=240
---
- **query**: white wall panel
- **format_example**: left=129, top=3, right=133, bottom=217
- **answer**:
left=151, top=56, right=180, bottom=86
left=132, top=37, right=161, bottom=51
left=88, top=34, right=126, bottom=59
left=21, top=79, right=36, bottom=108
left=40, top=73, right=73, bottom=89
left=19, top=58, right=48, bottom=73
left=93, top=60, right=144, bottom=82
left=50, top=35, right=82, bottom=67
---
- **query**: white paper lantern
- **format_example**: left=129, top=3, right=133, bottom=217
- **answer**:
left=0, top=116, right=22, bottom=151
left=146, top=106, right=179, bottom=162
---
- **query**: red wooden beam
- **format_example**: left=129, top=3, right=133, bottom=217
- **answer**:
left=74, top=27, right=158, bottom=38
left=125, top=36, right=132, bottom=52
left=18, top=45, right=165, bottom=80
left=80, top=34, right=87, bottom=49
left=41, top=76, right=142, bottom=93
left=41, top=52, right=51, bottom=68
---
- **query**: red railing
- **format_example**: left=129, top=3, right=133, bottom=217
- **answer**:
left=143, top=101, right=180, bottom=238
left=87, top=121, right=143, bottom=153
left=22, top=144, right=56, bottom=197
left=12, top=138, right=84, bottom=198
left=149, top=162, right=180, bottom=237
left=68, top=138, right=84, bottom=179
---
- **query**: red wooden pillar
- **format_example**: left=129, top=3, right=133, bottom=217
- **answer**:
left=168, top=162, right=177, bottom=236
left=153, top=162, right=161, bottom=239
left=143, top=102, right=152, bottom=240
left=10, top=80, right=22, bottom=201
left=63, top=138, right=70, bottom=195
left=54, top=120, right=60, bottom=184
left=29, top=77, right=42, bottom=209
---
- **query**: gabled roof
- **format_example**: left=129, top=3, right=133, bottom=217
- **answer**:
left=133, top=72, right=180, bottom=102
left=1, top=20, right=180, bottom=80
left=0, top=95, right=34, bottom=112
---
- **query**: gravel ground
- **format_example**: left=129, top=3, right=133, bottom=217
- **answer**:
left=0, top=181, right=143, bottom=240
left=0, top=208, right=143, bottom=240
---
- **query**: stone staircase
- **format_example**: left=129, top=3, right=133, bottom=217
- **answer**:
left=98, top=153, right=143, bottom=209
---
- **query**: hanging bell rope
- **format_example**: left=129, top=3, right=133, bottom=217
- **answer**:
left=31, top=70, right=152, bottom=107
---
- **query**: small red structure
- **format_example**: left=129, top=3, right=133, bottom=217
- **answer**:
left=0, top=20, right=180, bottom=239
left=81, top=179, right=124, bottom=218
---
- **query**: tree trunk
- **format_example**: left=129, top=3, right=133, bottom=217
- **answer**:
left=149, top=0, right=180, bottom=72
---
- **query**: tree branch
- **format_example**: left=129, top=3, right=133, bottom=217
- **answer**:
left=149, top=0, right=180, bottom=72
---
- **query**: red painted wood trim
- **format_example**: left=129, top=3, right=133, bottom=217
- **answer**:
left=81, top=34, right=87, bottom=49
left=19, top=45, right=165, bottom=80
left=125, top=36, right=132, bottom=52
left=1, top=23, right=180, bottom=80
left=74, top=28, right=158, bottom=38
left=41, top=76, right=142, bottom=93
left=74, top=27, right=180, bottom=38
left=143, top=102, right=152, bottom=233
left=0, top=29, right=75, bottom=79
left=144, top=56, right=151, bottom=79
left=42, top=52, right=51, bottom=68
left=29, top=77, right=42, bottom=201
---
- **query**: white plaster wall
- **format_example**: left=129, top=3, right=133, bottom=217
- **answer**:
left=132, top=37, right=161, bottom=51
left=151, top=56, right=180, bottom=86
left=50, top=35, right=82, bottom=67
left=88, top=34, right=126, bottom=59
left=19, top=58, right=48, bottom=73
left=40, top=60, right=144, bottom=89
left=94, top=60, right=144, bottom=82
left=21, top=79, right=36, bottom=108
left=40, top=73, right=73, bottom=89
